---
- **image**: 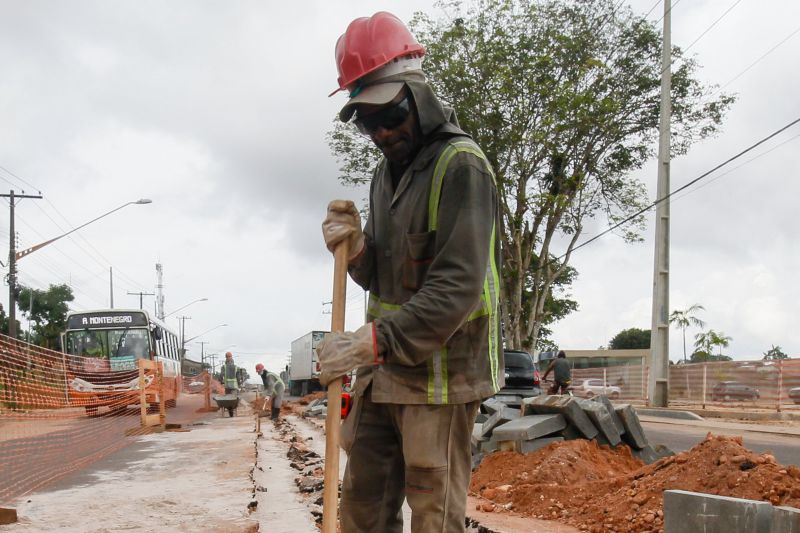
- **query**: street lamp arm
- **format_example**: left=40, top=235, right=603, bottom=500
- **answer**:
left=16, top=198, right=152, bottom=261
left=163, top=297, right=208, bottom=318
left=184, top=323, right=228, bottom=344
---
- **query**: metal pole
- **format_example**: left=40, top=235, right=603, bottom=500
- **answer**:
left=109, top=267, right=114, bottom=308
left=648, top=0, right=672, bottom=408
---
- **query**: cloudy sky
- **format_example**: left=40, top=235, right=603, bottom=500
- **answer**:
left=0, top=0, right=797, bottom=374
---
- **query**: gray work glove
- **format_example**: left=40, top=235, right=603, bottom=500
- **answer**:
left=322, top=200, right=365, bottom=260
left=316, top=323, right=381, bottom=386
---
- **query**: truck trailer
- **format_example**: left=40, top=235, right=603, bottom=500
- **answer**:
left=289, top=331, right=328, bottom=396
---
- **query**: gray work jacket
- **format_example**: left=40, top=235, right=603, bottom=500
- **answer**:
left=349, top=133, right=503, bottom=405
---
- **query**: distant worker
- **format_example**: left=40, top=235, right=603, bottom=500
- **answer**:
left=542, top=350, right=572, bottom=395
left=318, top=12, right=502, bottom=532
left=221, top=352, right=239, bottom=394
left=255, top=363, right=285, bottom=420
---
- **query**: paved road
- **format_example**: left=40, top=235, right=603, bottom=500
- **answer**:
left=642, top=420, right=800, bottom=466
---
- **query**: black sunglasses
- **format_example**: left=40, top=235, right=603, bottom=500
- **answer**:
left=353, top=96, right=411, bottom=135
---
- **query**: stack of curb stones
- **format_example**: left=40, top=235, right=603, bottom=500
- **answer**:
left=471, top=394, right=673, bottom=469
left=303, top=397, right=328, bottom=419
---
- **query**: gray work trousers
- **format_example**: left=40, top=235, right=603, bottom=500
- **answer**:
left=340, top=386, right=479, bottom=533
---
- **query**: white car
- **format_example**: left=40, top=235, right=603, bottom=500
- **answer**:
left=574, top=379, right=621, bottom=399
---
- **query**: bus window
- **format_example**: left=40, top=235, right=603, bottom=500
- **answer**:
left=108, top=329, right=150, bottom=370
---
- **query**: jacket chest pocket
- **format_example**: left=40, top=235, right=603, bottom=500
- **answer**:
left=402, top=231, right=436, bottom=290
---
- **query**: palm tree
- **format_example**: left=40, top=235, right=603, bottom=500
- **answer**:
left=710, top=331, right=732, bottom=357
left=670, top=304, right=705, bottom=363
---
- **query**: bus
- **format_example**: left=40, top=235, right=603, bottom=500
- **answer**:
left=62, top=309, right=181, bottom=414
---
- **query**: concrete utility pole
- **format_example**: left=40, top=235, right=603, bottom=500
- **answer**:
left=127, top=291, right=155, bottom=310
left=196, top=341, right=209, bottom=365
left=648, top=0, right=672, bottom=407
left=1, top=190, right=43, bottom=338
left=177, top=316, right=191, bottom=359
left=155, top=263, right=165, bottom=320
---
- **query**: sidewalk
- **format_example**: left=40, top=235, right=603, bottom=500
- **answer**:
left=638, top=414, right=800, bottom=437
left=3, top=402, right=260, bottom=532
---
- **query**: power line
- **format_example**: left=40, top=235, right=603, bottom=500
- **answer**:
left=0, top=165, right=152, bottom=291
left=681, top=0, right=743, bottom=55
left=563, top=116, right=800, bottom=259
left=715, top=23, right=800, bottom=94
left=671, top=131, right=800, bottom=203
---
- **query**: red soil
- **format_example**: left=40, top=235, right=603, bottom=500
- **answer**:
left=470, top=434, right=800, bottom=533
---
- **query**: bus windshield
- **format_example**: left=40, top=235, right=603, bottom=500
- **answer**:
left=65, top=328, right=151, bottom=371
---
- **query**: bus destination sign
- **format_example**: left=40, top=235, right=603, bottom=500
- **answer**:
left=67, top=311, right=149, bottom=330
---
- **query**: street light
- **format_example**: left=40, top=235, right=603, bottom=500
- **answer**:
left=182, top=323, right=228, bottom=359
left=164, top=297, right=208, bottom=319
left=8, top=198, right=152, bottom=337
left=15, top=199, right=152, bottom=261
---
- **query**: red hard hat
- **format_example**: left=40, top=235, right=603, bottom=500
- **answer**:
left=255, top=363, right=264, bottom=372
left=332, top=12, right=425, bottom=95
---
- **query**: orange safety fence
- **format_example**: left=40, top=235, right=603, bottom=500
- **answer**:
left=0, top=333, right=218, bottom=506
left=571, top=364, right=649, bottom=402
left=568, top=357, right=800, bottom=410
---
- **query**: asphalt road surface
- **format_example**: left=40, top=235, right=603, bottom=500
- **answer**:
left=642, top=421, right=800, bottom=466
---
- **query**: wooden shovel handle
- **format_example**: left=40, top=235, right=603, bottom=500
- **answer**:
left=322, top=241, right=348, bottom=533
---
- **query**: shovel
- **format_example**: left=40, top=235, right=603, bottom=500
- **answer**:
left=322, top=240, right=348, bottom=533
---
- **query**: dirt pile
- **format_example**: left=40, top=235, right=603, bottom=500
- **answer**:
left=471, top=433, right=800, bottom=533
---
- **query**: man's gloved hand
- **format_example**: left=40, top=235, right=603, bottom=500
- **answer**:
left=322, top=200, right=364, bottom=260
left=316, top=322, right=381, bottom=386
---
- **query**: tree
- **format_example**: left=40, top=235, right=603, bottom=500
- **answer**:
left=669, top=304, right=706, bottom=363
left=17, top=284, right=75, bottom=349
left=763, top=345, right=788, bottom=360
left=694, top=329, right=732, bottom=360
left=328, top=0, right=734, bottom=349
left=689, top=350, right=732, bottom=363
left=609, top=327, right=651, bottom=350
left=0, top=303, right=21, bottom=339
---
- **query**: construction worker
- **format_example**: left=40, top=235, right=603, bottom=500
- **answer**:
left=542, top=350, right=572, bottom=395
left=221, top=352, right=238, bottom=394
left=255, top=363, right=285, bottom=420
left=319, top=12, right=503, bottom=533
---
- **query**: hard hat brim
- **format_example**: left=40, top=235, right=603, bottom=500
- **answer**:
left=338, top=82, right=404, bottom=122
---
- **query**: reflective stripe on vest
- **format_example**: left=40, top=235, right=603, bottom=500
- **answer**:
left=368, top=140, right=501, bottom=404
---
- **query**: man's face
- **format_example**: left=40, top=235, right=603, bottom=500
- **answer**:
left=354, top=89, right=420, bottom=165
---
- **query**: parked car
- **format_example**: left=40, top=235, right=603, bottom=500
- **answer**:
left=711, top=381, right=760, bottom=401
left=787, top=387, right=800, bottom=404
left=496, top=349, right=541, bottom=405
left=573, top=378, right=622, bottom=400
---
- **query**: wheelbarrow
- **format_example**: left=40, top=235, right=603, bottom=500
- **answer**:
left=212, top=393, right=240, bottom=417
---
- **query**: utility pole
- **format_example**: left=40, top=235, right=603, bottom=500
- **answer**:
left=177, top=316, right=191, bottom=360
left=155, top=263, right=165, bottom=320
left=196, top=341, right=209, bottom=366
left=1, top=190, right=43, bottom=338
left=648, top=0, right=672, bottom=407
left=109, top=267, right=114, bottom=308
left=209, top=354, right=217, bottom=378
left=127, top=290, right=155, bottom=310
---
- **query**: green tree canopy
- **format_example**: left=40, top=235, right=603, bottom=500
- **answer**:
left=609, top=327, right=651, bottom=350
left=690, top=350, right=732, bottom=363
left=18, top=284, right=75, bottom=349
left=694, top=329, right=732, bottom=359
left=0, top=303, right=21, bottom=339
left=328, top=0, right=734, bottom=349
left=763, top=345, right=788, bottom=360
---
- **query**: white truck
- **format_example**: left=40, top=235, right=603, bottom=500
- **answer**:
left=289, top=331, right=328, bottom=396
